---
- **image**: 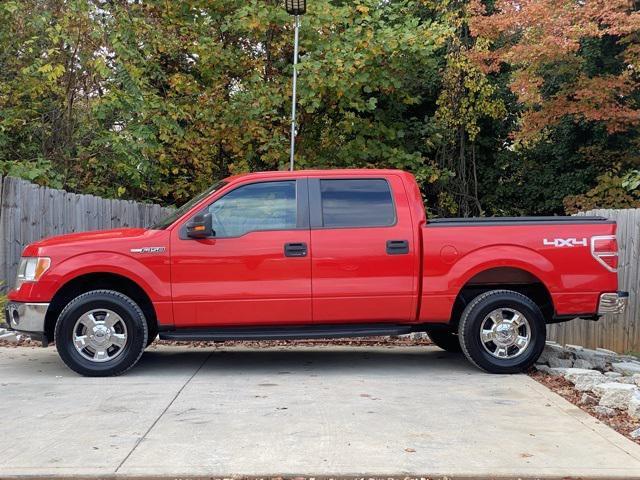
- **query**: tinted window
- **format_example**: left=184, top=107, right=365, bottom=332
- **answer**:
left=208, top=181, right=297, bottom=237
left=320, top=179, right=395, bottom=227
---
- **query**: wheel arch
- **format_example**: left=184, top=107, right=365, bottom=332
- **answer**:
left=44, top=272, right=158, bottom=343
left=449, top=266, right=554, bottom=329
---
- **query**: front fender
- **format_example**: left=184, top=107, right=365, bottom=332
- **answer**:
left=11, top=251, right=171, bottom=304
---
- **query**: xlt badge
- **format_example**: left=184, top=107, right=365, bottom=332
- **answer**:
left=130, top=247, right=166, bottom=254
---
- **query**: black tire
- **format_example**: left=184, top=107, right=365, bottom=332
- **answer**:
left=458, top=289, right=546, bottom=374
left=54, top=290, right=148, bottom=377
left=426, top=329, right=462, bottom=353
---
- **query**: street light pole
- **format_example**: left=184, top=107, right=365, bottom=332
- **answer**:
left=284, top=0, right=306, bottom=171
left=289, top=15, right=300, bottom=171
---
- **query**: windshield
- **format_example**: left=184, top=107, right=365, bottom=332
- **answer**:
left=152, top=181, right=226, bottom=229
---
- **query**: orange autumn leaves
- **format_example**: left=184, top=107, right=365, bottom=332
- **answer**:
left=467, top=0, right=640, bottom=141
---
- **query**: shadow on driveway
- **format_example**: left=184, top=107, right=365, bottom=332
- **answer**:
left=134, top=344, right=477, bottom=377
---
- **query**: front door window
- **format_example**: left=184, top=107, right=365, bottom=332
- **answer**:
left=208, top=181, right=297, bottom=238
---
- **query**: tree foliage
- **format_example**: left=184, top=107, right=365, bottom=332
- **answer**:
left=0, top=0, right=639, bottom=214
left=469, top=0, right=640, bottom=142
left=467, top=0, right=640, bottom=213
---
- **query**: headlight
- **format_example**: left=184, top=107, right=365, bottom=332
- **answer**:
left=15, top=257, right=51, bottom=289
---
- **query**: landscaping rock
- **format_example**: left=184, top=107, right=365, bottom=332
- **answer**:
left=565, top=344, right=584, bottom=354
left=575, top=375, right=609, bottom=393
left=563, top=368, right=602, bottom=383
left=620, top=376, right=638, bottom=385
left=410, top=332, right=429, bottom=340
left=605, top=372, right=623, bottom=379
left=631, top=428, right=640, bottom=440
left=612, top=362, right=640, bottom=376
left=594, top=383, right=638, bottom=409
left=549, top=357, right=573, bottom=369
left=573, top=348, right=611, bottom=370
left=594, top=405, right=615, bottom=416
left=628, top=391, right=640, bottom=420
left=572, top=358, right=594, bottom=370
left=0, top=331, right=18, bottom=343
left=597, top=347, right=618, bottom=356
left=538, top=343, right=570, bottom=365
left=535, top=365, right=569, bottom=376
left=579, top=393, right=598, bottom=406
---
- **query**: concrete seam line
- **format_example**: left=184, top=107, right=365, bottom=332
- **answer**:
left=523, top=376, right=640, bottom=462
left=114, top=351, right=214, bottom=473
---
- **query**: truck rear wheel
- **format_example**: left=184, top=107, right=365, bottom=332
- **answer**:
left=425, top=328, right=462, bottom=353
left=54, top=290, right=148, bottom=377
left=458, top=289, right=545, bottom=374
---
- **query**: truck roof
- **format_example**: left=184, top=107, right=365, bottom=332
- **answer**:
left=223, top=168, right=412, bottom=183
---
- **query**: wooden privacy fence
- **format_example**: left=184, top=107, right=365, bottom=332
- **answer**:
left=0, top=176, right=173, bottom=291
left=547, top=208, right=640, bottom=353
left=0, top=175, right=638, bottom=352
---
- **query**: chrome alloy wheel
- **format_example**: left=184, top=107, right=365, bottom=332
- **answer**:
left=480, top=308, right=531, bottom=359
left=72, top=309, right=128, bottom=362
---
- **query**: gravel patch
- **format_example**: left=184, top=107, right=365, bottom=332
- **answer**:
left=0, top=327, right=435, bottom=349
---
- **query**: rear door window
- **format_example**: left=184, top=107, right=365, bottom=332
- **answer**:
left=319, top=179, right=395, bottom=228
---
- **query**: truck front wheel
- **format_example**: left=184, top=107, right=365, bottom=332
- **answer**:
left=458, top=289, right=546, bottom=374
left=54, top=290, right=148, bottom=377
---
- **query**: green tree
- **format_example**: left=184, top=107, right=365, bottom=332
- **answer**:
left=0, top=0, right=452, bottom=206
left=1, top=0, right=638, bottom=215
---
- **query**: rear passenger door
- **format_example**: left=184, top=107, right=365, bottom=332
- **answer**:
left=309, top=176, right=418, bottom=324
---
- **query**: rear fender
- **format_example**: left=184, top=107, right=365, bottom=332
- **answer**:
left=420, top=245, right=557, bottom=323
left=450, top=245, right=558, bottom=293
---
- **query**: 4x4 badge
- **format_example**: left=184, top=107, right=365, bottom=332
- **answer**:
left=130, top=247, right=166, bottom=254
left=543, top=238, right=587, bottom=247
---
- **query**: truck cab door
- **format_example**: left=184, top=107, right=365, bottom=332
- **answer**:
left=170, top=178, right=311, bottom=327
left=309, top=175, right=419, bottom=324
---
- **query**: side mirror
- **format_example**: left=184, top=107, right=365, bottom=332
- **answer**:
left=186, top=213, right=214, bottom=239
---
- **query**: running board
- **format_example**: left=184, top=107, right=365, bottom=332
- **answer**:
left=159, top=323, right=416, bottom=342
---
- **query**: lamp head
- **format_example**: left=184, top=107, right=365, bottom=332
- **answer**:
left=285, top=0, right=306, bottom=15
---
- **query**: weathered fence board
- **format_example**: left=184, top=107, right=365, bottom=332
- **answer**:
left=0, top=176, right=173, bottom=290
left=547, top=208, right=640, bottom=353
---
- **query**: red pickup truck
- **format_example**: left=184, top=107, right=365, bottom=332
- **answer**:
left=5, top=169, right=627, bottom=376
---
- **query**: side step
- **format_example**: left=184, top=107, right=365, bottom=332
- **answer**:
left=159, top=323, right=416, bottom=342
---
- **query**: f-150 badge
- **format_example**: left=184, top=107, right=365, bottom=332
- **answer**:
left=543, top=238, right=587, bottom=247
left=130, top=247, right=166, bottom=254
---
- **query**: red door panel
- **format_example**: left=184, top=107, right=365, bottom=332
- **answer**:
left=170, top=179, right=312, bottom=327
left=171, top=230, right=311, bottom=327
left=309, top=175, right=419, bottom=324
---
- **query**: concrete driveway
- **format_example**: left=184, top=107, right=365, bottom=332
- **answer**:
left=1, top=345, right=640, bottom=479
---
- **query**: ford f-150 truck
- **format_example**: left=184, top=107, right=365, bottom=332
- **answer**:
left=5, top=169, right=628, bottom=376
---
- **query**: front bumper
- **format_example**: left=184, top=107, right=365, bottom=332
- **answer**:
left=5, top=301, right=49, bottom=335
left=598, top=291, right=629, bottom=315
